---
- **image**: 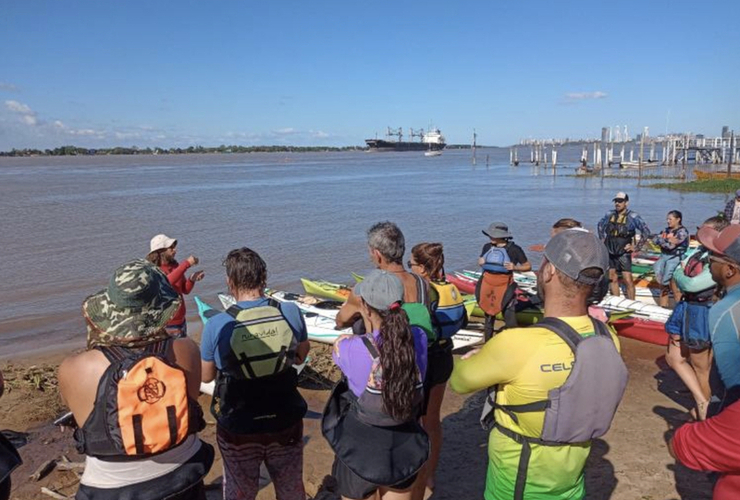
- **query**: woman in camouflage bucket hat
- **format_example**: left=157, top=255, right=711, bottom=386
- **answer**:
left=61, top=259, right=214, bottom=499
left=82, top=259, right=182, bottom=349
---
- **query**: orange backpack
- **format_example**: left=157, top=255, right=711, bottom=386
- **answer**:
left=75, top=340, right=204, bottom=458
left=475, top=272, right=516, bottom=317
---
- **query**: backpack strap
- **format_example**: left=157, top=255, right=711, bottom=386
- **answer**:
left=97, top=338, right=171, bottom=364
left=360, top=335, right=380, bottom=361
left=532, top=317, right=585, bottom=352
left=412, top=272, right=429, bottom=307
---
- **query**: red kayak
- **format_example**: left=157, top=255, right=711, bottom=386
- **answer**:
left=446, top=272, right=477, bottom=295
left=611, top=317, right=667, bottom=347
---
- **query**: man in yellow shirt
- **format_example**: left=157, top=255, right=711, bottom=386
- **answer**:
left=451, top=229, right=626, bottom=500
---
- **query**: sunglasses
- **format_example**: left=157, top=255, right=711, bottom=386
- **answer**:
left=708, top=254, right=739, bottom=267
left=613, top=199, right=626, bottom=203
left=407, top=260, right=421, bottom=269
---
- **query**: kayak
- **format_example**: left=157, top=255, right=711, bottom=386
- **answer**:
left=194, top=295, right=308, bottom=396
left=611, top=317, right=668, bottom=346
left=269, top=289, right=484, bottom=351
left=301, top=278, right=352, bottom=302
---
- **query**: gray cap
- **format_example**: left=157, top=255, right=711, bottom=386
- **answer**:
left=355, top=270, right=404, bottom=310
left=483, top=221, right=512, bottom=239
left=544, top=230, right=608, bottom=285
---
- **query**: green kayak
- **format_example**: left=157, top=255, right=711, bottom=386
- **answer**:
left=300, top=278, right=353, bottom=302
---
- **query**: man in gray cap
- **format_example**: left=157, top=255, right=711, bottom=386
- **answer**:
left=597, top=192, right=651, bottom=300
left=451, top=230, right=624, bottom=500
left=723, top=189, right=740, bottom=225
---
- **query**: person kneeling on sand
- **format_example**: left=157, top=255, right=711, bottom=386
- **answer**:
left=451, top=230, right=628, bottom=500
left=200, top=247, right=310, bottom=500
left=324, top=270, right=429, bottom=500
left=59, top=259, right=214, bottom=500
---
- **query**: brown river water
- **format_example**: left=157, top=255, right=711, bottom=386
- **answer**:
left=0, top=149, right=730, bottom=358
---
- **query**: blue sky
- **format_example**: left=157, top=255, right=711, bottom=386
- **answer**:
left=1, top=0, right=738, bottom=150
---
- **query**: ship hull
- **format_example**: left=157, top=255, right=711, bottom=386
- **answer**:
left=366, top=139, right=446, bottom=152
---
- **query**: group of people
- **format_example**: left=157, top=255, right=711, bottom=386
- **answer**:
left=1, top=188, right=740, bottom=500
left=42, top=219, right=625, bottom=500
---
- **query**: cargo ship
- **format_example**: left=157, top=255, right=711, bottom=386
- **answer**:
left=366, top=127, right=446, bottom=152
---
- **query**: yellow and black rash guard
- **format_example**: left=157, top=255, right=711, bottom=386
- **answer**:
left=450, top=316, right=621, bottom=500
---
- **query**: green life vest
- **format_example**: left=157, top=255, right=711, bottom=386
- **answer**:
left=223, top=300, right=298, bottom=379
left=402, top=302, right=435, bottom=342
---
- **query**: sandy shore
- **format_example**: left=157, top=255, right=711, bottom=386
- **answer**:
left=0, top=337, right=715, bottom=500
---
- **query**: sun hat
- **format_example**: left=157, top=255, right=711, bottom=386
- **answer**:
left=482, top=222, right=512, bottom=239
left=697, top=224, right=740, bottom=264
left=83, top=259, right=181, bottom=349
left=544, top=230, right=608, bottom=285
left=612, top=192, right=629, bottom=202
left=354, top=270, right=404, bottom=311
left=150, top=234, right=177, bottom=253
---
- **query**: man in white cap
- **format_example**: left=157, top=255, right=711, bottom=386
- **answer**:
left=723, top=189, right=740, bottom=225
left=146, top=234, right=204, bottom=338
left=597, top=192, right=651, bottom=300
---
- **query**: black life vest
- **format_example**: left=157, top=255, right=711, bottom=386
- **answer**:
left=605, top=211, right=635, bottom=255
left=74, top=339, right=204, bottom=459
left=321, top=335, right=429, bottom=487
left=211, top=300, right=306, bottom=434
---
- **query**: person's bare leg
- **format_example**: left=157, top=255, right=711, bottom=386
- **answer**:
left=689, top=348, right=713, bottom=418
left=665, top=338, right=709, bottom=419
left=379, top=487, right=412, bottom=500
left=659, top=285, right=670, bottom=308
left=609, top=269, right=620, bottom=296
left=415, top=383, right=445, bottom=497
left=670, top=279, right=682, bottom=304
left=622, top=271, right=635, bottom=300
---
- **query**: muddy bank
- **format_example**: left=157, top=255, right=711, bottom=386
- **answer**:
left=0, top=339, right=716, bottom=499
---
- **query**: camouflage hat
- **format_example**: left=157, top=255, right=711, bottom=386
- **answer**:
left=83, top=259, right=181, bottom=349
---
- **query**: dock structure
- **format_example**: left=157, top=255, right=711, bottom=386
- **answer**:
left=518, top=126, right=739, bottom=171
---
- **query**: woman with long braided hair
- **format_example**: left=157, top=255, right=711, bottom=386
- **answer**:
left=324, top=270, right=429, bottom=500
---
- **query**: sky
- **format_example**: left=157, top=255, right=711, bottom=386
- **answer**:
left=1, top=0, right=738, bottom=150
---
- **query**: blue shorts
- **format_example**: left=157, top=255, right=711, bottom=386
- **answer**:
left=653, top=254, right=681, bottom=286
left=665, top=301, right=712, bottom=350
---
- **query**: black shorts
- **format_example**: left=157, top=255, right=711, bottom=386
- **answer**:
left=333, top=457, right=417, bottom=499
left=608, top=253, right=632, bottom=273
left=422, top=340, right=453, bottom=414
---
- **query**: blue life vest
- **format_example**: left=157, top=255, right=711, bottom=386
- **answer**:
left=482, top=246, right=512, bottom=274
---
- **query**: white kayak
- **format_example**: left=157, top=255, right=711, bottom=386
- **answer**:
left=263, top=290, right=485, bottom=351
left=599, top=294, right=672, bottom=323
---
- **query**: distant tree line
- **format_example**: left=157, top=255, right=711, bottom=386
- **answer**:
left=0, top=144, right=365, bottom=157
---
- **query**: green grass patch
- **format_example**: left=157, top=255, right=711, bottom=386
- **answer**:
left=649, top=178, right=740, bottom=193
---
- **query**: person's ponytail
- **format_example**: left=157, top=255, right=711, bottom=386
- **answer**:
left=377, top=303, right=418, bottom=422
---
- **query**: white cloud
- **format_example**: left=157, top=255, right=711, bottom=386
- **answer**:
left=564, top=91, right=608, bottom=101
left=5, top=100, right=38, bottom=125
left=273, top=127, right=298, bottom=136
